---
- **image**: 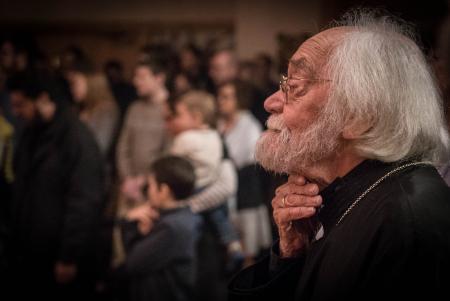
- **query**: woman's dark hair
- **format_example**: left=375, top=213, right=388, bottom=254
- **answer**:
left=150, top=155, right=196, bottom=200
left=7, top=71, right=70, bottom=105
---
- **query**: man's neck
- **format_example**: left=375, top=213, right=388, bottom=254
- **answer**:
left=295, top=151, right=366, bottom=190
left=143, top=87, right=167, bottom=104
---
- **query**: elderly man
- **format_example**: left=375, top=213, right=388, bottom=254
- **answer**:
left=228, top=11, right=450, bottom=301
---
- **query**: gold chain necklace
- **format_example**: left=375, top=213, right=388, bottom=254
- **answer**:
left=335, top=161, right=431, bottom=226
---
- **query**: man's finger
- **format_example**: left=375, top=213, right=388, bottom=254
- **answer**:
left=272, top=193, right=321, bottom=209
left=284, top=194, right=322, bottom=208
left=273, top=206, right=316, bottom=225
left=288, top=175, right=306, bottom=185
left=275, top=182, right=291, bottom=195
left=275, top=183, right=320, bottom=198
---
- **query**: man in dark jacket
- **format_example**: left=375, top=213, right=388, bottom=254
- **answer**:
left=7, top=72, right=104, bottom=300
left=228, top=10, right=450, bottom=301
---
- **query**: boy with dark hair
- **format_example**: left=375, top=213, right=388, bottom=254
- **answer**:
left=118, top=155, right=201, bottom=301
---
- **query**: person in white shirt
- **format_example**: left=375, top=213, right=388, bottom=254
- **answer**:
left=218, top=80, right=272, bottom=266
left=166, top=90, right=244, bottom=272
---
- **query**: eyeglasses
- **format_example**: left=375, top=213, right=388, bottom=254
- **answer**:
left=279, top=74, right=331, bottom=104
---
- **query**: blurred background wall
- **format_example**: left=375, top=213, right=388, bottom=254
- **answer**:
left=0, top=0, right=448, bottom=77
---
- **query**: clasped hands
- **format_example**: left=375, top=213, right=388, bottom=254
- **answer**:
left=272, top=175, right=322, bottom=258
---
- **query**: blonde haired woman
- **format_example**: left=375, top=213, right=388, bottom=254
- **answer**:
left=69, top=72, right=119, bottom=156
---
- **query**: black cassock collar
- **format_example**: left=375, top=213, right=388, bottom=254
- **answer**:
left=318, top=159, right=404, bottom=233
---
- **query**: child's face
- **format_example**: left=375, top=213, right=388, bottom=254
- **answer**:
left=166, top=102, right=200, bottom=136
left=147, top=174, right=165, bottom=208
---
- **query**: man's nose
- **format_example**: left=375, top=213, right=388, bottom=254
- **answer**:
left=264, top=90, right=284, bottom=114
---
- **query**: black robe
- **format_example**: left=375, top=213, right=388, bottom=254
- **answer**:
left=9, top=107, right=104, bottom=298
left=229, top=160, right=450, bottom=300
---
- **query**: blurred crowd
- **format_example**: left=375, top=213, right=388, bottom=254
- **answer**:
left=1, top=8, right=450, bottom=300
left=0, top=37, right=284, bottom=301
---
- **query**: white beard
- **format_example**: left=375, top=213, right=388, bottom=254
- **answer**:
left=255, top=108, right=343, bottom=174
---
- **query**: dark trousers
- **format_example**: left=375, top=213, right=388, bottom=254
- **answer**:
left=201, top=203, right=238, bottom=246
left=9, top=256, right=96, bottom=301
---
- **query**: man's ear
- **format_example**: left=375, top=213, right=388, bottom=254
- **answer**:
left=342, top=117, right=373, bottom=140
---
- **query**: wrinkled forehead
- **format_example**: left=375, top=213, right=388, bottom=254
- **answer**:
left=288, top=57, right=316, bottom=77
left=288, top=27, right=352, bottom=76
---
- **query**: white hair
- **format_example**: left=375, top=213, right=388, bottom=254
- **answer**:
left=325, top=10, right=450, bottom=164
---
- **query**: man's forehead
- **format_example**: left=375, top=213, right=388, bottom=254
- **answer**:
left=288, top=26, right=352, bottom=75
left=288, top=40, right=326, bottom=75
left=288, top=57, right=315, bottom=74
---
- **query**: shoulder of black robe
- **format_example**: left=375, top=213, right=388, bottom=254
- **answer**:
left=228, top=160, right=450, bottom=301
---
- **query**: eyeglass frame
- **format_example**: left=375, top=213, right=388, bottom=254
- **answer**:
left=279, top=74, right=331, bottom=104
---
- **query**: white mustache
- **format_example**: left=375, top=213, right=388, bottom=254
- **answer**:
left=266, top=115, right=286, bottom=131
left=264, top=115, right=291, bottom=144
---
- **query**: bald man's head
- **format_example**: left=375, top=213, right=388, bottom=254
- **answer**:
left=289, top=27, right=352, bottom=78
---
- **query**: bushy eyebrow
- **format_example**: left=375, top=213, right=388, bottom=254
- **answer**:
left=288, top=58, right=315, bottom=76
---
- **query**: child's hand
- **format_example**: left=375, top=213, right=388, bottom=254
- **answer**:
left=121, top=175, right=146, bottom=202
left=126, top=204, right=160, bottom=235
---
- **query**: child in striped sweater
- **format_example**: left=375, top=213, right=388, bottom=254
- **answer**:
left=166, top=90, right=244, bottom=273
